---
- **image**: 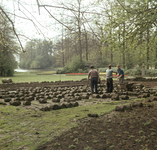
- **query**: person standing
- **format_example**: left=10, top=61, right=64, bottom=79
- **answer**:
left=117, top=65, right=124, bottom=84
left=88, top=66, right=99, bottom=94
left=106, top=64, right=116, bottom=93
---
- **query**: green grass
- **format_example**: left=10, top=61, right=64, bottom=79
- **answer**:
left=0, top=72, right=121, bottom=83
left=0, top=102, right=116, bottom=150
left=0, top=98, right=146, bottom=150
left=0, top=74, right=88, bottom=83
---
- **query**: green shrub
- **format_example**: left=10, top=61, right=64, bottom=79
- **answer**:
left=124, top=68, right=157, bottom=76
left=145, top=69, right=157, bottom=76
left=0, top=53, right=18, bottom=76
left=83, top=70, right=89, bottom=73
left=98, top=67, right=117, bottom=73
left=95, top=56, right=109, bottom=68
left=126, top=61, right=134, bottom=69
left=70, top=56, right=86, bottom=71
left=56, top=56, right=86, bottom=74
left=78, top=69, right=83, bottom=73
left=56, top=70, right=66, bottom=74
left=125, top=68, right=141, bottom=76
left=98, top=68, right=107, bottom=72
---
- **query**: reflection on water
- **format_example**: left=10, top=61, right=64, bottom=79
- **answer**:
left=14, top=68, right=53, bottom=72
left=15, top=68, right=29, bottom=72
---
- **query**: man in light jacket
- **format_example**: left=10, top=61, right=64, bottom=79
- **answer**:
left=106, top=64, right=116, bottom=93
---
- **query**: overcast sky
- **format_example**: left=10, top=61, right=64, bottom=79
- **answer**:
left=1, top=0, right=59, bottom=45
left=1, top=0, right=97, bottom=46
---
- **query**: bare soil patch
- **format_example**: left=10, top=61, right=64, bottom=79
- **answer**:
left=37, top=102, right=157, bottom=150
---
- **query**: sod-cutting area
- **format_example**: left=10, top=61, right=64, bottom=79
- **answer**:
left=37, top=103, right=157, bottom=150
left=0, top=75, right=157, bottom=150
left=0, top=96, right=151, bottom=150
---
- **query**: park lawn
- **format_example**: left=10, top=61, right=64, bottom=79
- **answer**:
left=0, top=74, right=120, bottom=83
left=0, top=98, right=145, bottom=150
left=0, top=74, right=88, bottom=83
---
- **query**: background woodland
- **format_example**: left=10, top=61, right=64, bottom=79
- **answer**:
left=0, top=0, right=157, bottom=76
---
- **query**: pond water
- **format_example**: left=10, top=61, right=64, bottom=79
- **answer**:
left=14, top=68, right=54, bottom=72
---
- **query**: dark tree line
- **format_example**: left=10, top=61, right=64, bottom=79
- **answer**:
left=0, top=6, right=18, bottom=76
left=19, top=40, right=56, bottom=69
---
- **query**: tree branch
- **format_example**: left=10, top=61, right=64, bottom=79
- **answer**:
left=116, top=0, right=130, bottom=13
left=36, top=0, right=41, bottom=15
left=43, top=6, right=73, bottom=31
left=0, top=6, right=25, bottom=52
left=37, top=4, right=105, bottom=16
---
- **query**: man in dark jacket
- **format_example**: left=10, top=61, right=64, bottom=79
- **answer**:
left=88, top=66, right=99, bottom=94
left=117, top=65, right=124, bottom=84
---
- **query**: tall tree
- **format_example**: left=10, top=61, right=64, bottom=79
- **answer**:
left=0, top=7, right=18, bottom=76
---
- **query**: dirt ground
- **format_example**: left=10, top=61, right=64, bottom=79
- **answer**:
left=36, top=81, right=157, bottom=150
left=1, top=80, right=157, bottom=150
left=37, top=102, right=157, bottom=150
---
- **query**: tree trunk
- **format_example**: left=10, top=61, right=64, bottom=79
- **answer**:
left=77, top=0, right=82, bottom=68
left=78, top=27, right=82, bottom=65
left=74, top=36, right=77, bottom=55
left=62, top=26, right=64, bottom=67
left=99, top=45, right=102, bottom=57
left=99, top=27, right=103, bottom=57
left=85, top=32, right=88, bottom=61
left=110, top=29, right=113, bottom=64
left=111, top=49, right=113, bottom=64
left=122, top=22, right=125, bottom=69
left=82, top=20, right=88, bottom=61
left=68, top=34, right=70, bottom=62
left=118, top=26, right=121, bottom=66
left=110, top=4, right=113, bottom=64
left=155, top=47, right=157, bottom=69
left=146, top=27, right=149, bottom=69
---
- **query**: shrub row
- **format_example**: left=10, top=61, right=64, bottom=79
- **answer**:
left=125, top=69, right=157, bottom=76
